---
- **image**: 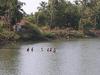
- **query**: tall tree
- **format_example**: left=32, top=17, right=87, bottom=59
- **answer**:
left=0, top=0, right=25, bottom=30
left=35, top=1, right=48, bottom=25
left=48, top=0, right=59, bottom=28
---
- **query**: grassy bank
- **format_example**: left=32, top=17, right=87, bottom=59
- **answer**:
left=41, top=26, right=85, bottom=40
left=0, top=30, right=20, bottom=45
left=0, top=22, right=98, bottom=46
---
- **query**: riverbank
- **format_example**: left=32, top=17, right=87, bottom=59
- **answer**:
left=0, top=26, right=100, bottom=46
left=41, top=27, right=98, bottom=40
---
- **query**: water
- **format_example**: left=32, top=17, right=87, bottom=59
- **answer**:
left=0, top=38, right=100, bottom=75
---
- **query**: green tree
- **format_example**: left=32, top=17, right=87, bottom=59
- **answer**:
left=35, top=1, right=49, bottom=26
left=78, top=0, right=100, bottom=30
left=64, top=2, right=81, bottom=29
left=0, top=0, right=25, bottom=30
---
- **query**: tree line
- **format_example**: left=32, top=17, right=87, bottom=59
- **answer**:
left=0, top=0, right=100, bottom=31
left=32, top=0, right=100, bottom=30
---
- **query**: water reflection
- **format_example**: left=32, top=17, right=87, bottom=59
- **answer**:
left=19, top=43, right=58, bottom=75
left=0, top=48, right=20, bottom=75
left=0, top=39, right=100, bottom=75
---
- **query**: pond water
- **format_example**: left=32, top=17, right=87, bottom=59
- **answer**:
left=0, top=38, right=100, bottom=75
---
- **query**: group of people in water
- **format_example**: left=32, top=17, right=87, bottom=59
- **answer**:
left=27, top=47, right=56, bottom=53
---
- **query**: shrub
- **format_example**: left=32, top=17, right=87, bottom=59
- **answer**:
left=42, top=32, right=55, bottom=38
left=22, top=22, right=42, bottom=35
left=0, top=30, right=20, bottom=41
left=0, top=21, right=4, bottom=32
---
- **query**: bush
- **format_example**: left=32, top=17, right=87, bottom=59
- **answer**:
left=0, top=30, right=20, bottom=41
left=83, top=24, right=93, bottom=30
left=22, top=22, right=42, bottom=35
left=42, top=32, right=55, bottom=38
left=17, top=22, right=44, bottom=40
left=0, top=21, right=4, bottom=32
left=96, top=24, right=100, bottom=29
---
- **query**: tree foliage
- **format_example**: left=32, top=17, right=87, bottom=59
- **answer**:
left=33, top=0, right=81, bottom=29
left=1, top=0, right=100, bottom=31
left=0, top=0, right=25, bottom=28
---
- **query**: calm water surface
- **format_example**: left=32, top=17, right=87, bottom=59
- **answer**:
left=0, top=38, right=100, bottom=75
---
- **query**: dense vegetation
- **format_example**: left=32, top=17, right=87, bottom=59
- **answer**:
left=0, top=0, right=100, bottom=44
left=34, top=0, right=100, bottom=29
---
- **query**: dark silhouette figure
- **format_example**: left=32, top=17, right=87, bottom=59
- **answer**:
left=31, top=47, right=33, bottom=52
left=53, top=48, right=56, bottom=53
left=41, top=48, right=43, bottom=51
left=27, top=48, right=29, bottom=52
left=47, top=48, right=49, bottom=52
left=50, top=48, right=52, bottom=52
